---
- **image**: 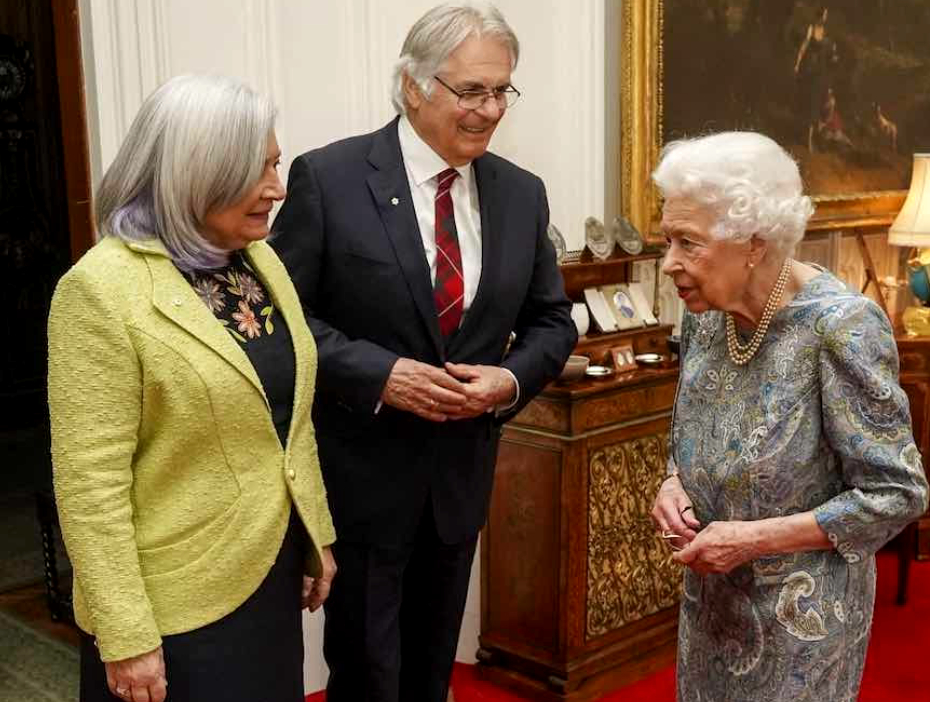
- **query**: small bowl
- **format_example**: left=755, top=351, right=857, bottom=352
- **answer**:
left=559, top=354, right=590, bottom=382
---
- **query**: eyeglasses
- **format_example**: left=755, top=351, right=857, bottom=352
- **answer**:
left=432, top=75, right=521, bottom=110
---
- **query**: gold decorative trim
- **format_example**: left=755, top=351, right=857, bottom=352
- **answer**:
left=620, top=0, right=662, bottom=241
left=586, top=433, right=679, bottom=639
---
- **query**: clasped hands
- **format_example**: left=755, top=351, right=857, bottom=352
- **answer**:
left=651, top=475, right=760, bottom=576
left=381, top=357, right=515, bottom=421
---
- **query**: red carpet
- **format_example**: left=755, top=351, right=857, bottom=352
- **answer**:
left=307, top=551, right=930, bottom=701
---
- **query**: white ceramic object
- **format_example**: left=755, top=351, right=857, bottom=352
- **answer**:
left=571, top=302, right=590, bottom=336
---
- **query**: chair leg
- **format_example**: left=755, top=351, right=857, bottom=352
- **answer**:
left=897, top=521, right=917, bottom=606
left=34, top=491, right=72, bottom=622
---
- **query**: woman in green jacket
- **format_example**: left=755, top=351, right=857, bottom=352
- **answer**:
left=48, top=74, right=336, bottom=702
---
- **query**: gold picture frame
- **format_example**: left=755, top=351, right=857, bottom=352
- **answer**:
left=620, top=0, right=907, bottom=238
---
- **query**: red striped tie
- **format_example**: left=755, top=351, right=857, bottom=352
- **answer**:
left=433, top=168, right=464, bottom=338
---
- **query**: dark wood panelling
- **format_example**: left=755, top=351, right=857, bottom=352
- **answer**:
left=0, top=0, right=75, bottom=424
left=51, top=0, right=94, bottom=261
left=896, top=335, right=930, bottom=559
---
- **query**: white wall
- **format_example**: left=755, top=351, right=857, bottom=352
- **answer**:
left=78, top=0, right=615, bottom=692
left=80, top=0, right=609, bottom=251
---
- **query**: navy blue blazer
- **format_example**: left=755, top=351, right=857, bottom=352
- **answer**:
left=271, top=117, right=576, bottom=545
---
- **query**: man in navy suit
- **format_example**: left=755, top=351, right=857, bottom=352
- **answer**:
left=271, top=4, right=576, bottom=700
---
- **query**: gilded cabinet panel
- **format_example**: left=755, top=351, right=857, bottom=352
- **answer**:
left=587, top=432, right=679, bottom=639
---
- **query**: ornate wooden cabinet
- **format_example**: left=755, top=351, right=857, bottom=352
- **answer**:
left=896, top=334, right=930, bottom=559
left=477, top=324, right=681, bottom=701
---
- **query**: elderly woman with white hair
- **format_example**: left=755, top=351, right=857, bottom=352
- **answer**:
left=650, top=131, right=928, bottom=701
left=47, top=74, right=336, bottom=702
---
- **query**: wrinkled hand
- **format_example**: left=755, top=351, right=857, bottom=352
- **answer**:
left=303, top=546, right=337, bottom=612
left=443, top=363, right=516, bottom=419
left=381, top=358, right=468, bottom=421
left=651, top=475, right=702, bottom=550
left=105, top=646, right=167, bottom=702
left=673, top=520, right=760, bottom=575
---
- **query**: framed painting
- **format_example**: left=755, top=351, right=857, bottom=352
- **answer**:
left=620, top=0, right=925, bottom=237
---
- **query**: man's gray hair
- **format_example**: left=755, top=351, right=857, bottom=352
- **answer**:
left=652, top=132, right=814, bottom=255
left=391, top=2, right=519, bottom=115
left=95, top=74, right=276, bottom=271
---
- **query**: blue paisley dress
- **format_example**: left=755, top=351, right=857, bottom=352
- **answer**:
left=670, top=270, right=929, bottom=702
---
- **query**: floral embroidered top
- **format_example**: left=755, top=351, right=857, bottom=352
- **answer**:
left=184, top=252, right=296, bottom=447
left=669, top=270, right=928, bottom=702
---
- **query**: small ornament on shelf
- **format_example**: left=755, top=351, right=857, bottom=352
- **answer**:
left=584, top=216, right=614, bottom=261
left=611, top=215, right=644, bottom=255
left=610, top=343, right=638, bottom=373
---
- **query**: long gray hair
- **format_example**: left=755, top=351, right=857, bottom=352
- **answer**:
left=390, top=2, right=519, bottom=115
left=95, top=74, right=276, bottom=271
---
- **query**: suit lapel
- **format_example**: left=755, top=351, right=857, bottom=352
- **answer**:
left=452, top=154, right=501, bottom=352
left=134, top=241, right=267, bottom=403
left=366, top=118, right=444, bottom=359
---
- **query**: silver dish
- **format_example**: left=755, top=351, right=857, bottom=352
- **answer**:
left=585, top=365, right=614, bottom=377
left=634, top=353, right=665, bottom=365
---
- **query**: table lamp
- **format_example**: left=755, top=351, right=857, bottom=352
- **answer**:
left=888, top=153, right=930, bottom=335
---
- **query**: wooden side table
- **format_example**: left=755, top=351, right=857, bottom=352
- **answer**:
left=896, top=334, right=930, bottom=564
left=478, top=325, right=680, bottom=701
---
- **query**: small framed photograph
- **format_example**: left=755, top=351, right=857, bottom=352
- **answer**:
left=610, top=343, right=638, bottom=373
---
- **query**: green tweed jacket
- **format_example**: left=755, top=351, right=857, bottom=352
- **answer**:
left=47, top=236, right=336, bottom=662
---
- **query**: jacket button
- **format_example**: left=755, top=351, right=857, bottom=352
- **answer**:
left=287, top=469, right=296, bottom=480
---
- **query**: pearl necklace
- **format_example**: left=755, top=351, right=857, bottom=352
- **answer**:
left=725, top=259, right=792, bottom=366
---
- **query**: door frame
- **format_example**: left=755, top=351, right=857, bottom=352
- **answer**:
left=51, top=0, right=94, bottom=262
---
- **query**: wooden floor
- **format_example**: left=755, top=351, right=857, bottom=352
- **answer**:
left=0, top=582, right=79, bottom=647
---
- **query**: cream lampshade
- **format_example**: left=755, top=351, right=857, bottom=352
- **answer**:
left=889, top=154, right=930, bottom=247
left=889, top=154, right=930, bottom=335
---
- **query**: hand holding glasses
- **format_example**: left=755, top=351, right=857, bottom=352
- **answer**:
left=662, top=530, right=686, bottom=551
left=661, top=504, right=696, bottom=551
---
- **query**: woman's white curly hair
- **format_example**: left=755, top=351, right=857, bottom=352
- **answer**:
left=652, top=132, right=814, bottom=256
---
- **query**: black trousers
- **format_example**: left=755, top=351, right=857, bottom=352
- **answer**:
left=323, top=499, right=478, bottom=702
left=79, top=510, right=307, bottom=702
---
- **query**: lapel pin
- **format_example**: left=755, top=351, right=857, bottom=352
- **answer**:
left=390, top=197, right=400, bottom=206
